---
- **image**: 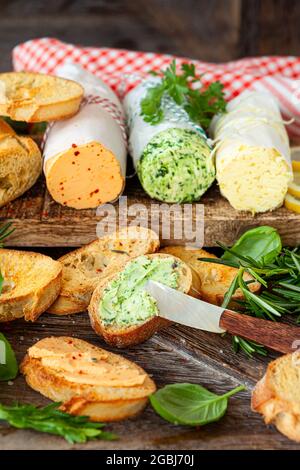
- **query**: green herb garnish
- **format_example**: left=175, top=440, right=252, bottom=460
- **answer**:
left=0, top=402, right=117, bottom=444
left=200, top=226, right=300, bottom=357
left=0, top=333, right=18, bottom=381
left=150, top=383, right=245, bottom=426
left=141, top=60, right=226, bottom=129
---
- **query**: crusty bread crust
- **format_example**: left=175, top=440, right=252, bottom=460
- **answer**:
left=160, top=246, right=260, bottom=305
left=48, top=226, right=160, bottom=315
left=21, top=336, right=156, bottom=422
left=88, top=253, right=199, bottom=348
left=0, top=72, right=83, bottom=122
left=0, top=249, right=62, bottom=322
left=252, top=352, right=300, bottom=442
left=0, top=118, right=42, bottom=207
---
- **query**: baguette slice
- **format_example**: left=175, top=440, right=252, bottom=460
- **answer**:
left=0, top=72, right=83, bottom=122
left=0, top=118, right=42, bottom=207
left=160, top=246, right=260, bottom=305
left=252, top=352, right=300, bottom=442
left=48, top=226, right=160, bottom=315
left=0, top=249, right=62, bottom=322
left=21, top=336, right=156, bottom=422
left=88, top=253, right=201, bottom=348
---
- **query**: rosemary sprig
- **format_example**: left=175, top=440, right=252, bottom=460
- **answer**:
left=200, top=227, right=300, bottom=357
left=0, top=402, right=117, bottom=444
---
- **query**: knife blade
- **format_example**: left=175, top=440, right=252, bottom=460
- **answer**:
left=144, top=280, right=226, bottom=333
left=144, top=280, right=300, bottom=354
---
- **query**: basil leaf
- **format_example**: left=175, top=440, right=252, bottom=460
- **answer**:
left=0, top=333, right=18, bottom=381
left=150, top=383, right=245, bottom=426
left=222, top=226, right=282, bottom=265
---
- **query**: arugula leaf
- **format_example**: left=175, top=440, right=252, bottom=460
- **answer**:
left=0, top=402, right=117, bottom=444
left=140, top=60, right=226, bottom=129
left=150, top=383, right=245, bottom=426
left=0, top=333, right=18, bottom=381
left=222, top=226, right=282, bottom=265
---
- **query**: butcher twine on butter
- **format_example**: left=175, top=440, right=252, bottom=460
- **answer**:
left=210, top=91, right=293, bottom=214
left=43, top=64, right=127, bottom=210
left=123, top=78, right=215, bottom=204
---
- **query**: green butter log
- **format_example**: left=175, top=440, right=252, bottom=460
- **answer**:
left=137, top=128, right=215, bottom=203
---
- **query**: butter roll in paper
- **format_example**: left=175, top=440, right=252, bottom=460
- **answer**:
left=210, top=91, right=292, bottom=213
left=43, top=64, right=127, bottom=209
left=123, top=78, right=215, bottom=203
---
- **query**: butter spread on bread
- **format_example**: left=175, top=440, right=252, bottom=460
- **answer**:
left=21, top=336, right=156, bottom=422
left=88, top=253, right=201, bottom=348
left=48, top=226, right=160, bottom=316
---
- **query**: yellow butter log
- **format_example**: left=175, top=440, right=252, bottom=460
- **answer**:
left=210, top=91, right=292, bottom=213
left=43, top=65, right=126, bottom=210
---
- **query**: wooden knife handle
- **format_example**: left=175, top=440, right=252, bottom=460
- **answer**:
left=220, top=309, right=300, bottom=354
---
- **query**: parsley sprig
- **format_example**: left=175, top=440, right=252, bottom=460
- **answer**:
left=140, top=60, right=226, bottom=129
left=0, top=402, right=117, bottom=444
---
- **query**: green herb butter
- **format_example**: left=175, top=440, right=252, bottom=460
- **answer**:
left=100, top=256, right=180, bottom=327
left=137, top=128, right=215, bottom=203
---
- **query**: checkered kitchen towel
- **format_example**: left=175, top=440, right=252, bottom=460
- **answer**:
left=13, top=37, right=300, bottom=138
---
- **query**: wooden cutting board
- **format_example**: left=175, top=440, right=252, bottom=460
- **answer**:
left=1, top=172, right=300, bottom=248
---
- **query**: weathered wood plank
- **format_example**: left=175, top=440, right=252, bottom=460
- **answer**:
left=1, top=178, right=300, bottom=247
left=0, top=0, right=241, bottom=74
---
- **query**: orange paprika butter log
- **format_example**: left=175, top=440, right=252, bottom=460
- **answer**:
left=43, top=64, right=127, bottom=209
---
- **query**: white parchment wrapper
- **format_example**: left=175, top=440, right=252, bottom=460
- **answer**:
left=210, top=90, right=291, bottom=169
left=209, top=90, right=292, bottom=212
left=43, top=63, right=127, bottom=179
left=123, top=78, right=209, bottom=168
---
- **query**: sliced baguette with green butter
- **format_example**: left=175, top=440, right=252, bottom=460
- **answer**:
left=0, top=249, right=62, bottom=322
left=159, top=246, right=260, bottom=305
left=21, top=336, right=156, bottom=422
left=48, top=226, right=160, bottom=315
left=0, top=72, right=83, bottom=122
left=0, top=118, right=42, bottom=207
left=252, top=352, right=300, bottom=442
left=88, top=253, right=201, bottom=348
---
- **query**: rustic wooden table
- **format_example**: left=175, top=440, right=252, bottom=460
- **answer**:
left=2, top=304, right=300, bottom=450
left=1, top=0, right=300, bottom=450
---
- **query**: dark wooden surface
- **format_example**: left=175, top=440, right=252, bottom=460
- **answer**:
left=1, top=0, right=300, bottom=450
left=1, top=310, right=299, bottom=450
left=1, top=174, right=300, bottom=248
left=1, top=0, right=300, bottom=73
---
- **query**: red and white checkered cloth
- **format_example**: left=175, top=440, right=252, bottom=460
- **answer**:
left=13, top=37, right=300, bottom=138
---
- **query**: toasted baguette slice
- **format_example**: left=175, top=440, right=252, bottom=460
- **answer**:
left=88, top=253, right=201, bottom=348
left=252, top=352, right=300, bottom=442
left=0, top=72, right=83, bottom=122
left=48, top=226, right=160, bottom=315
left=159, top=246, right=260, bottom=306
left=21, top=336, right=156, bottom=422
left=0, top=118, right=42, bottom=207
left=0, top=249, right=62, bottom=322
